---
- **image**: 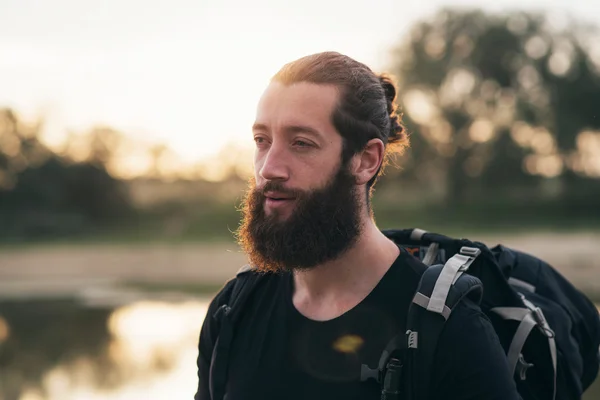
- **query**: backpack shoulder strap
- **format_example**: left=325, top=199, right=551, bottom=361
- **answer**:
left=229, top=264, right=256, bottom=306
left=209, top=265, right=266, bottom=400
left=405, top=247, right=483, bottom=400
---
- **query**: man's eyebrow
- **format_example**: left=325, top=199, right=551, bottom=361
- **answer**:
left=252, top=123, right=268, bottom=132
left=252, top=123, right=323, bottom=139
left=285, top=125, right=322, bottom=138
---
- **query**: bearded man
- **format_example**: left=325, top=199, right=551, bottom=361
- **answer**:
left=194, top=51, right=519, bottom=400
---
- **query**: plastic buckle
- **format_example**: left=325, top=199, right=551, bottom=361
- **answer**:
left=360, top=364, right=380, bottom=382
left=459, top=246, right=481, bottom=258
left=516, top=354, right=534, bottom=380
left=532, top=307, right=545, bottom=325
left=532, top=307, right=556, bottom=338
left=381, top=358, right=403, bottom=399
left=406, top=330, right=418, bottom=349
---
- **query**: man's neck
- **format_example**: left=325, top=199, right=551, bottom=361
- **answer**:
left=291, top=220, right=400, bottom=321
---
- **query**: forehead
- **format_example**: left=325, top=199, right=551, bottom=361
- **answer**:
left=254, top=81, right=340, bottom=133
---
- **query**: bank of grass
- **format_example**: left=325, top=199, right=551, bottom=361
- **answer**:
left=0, top=202, right=241, bottom=249
left=121, top=279, right=600, bottom=303
left=373, top=206, right=600, bottom=236
left=1, top=200, right=599, bottom=249
left=123, top=281, right=227, bottom=296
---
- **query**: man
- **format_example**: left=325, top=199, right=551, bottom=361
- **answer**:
left=195, top=52, right=520, bottom=400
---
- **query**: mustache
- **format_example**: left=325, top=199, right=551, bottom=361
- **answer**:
left=256, top=181, right=305, bottom=198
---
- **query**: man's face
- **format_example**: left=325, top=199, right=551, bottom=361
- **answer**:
left=236, top=82, right=364, bottom=273
left=251, top=81, right=345, bottom=219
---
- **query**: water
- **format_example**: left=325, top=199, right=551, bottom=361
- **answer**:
left=0, top=296, right=599, bottom=400
left=0, top=296, right=209, bottom=400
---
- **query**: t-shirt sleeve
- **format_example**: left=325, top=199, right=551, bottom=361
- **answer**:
left=430, top=299, right=522, bottom=400
left=194, top=279, right=236, bottom=400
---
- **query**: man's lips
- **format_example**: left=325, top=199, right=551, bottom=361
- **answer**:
left=264, top=192, right=296, bottom=210
left=265, top=198, right=296, bottom=205
left=264, top=192, right=296, bottom=201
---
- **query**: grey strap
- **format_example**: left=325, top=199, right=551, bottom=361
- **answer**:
left=492, top=304, right=557, bottom=400
left=548, top=335, right=557, bottom=400
left=509, top=314, right=537, bottom=379
left=410, top=228, right=427, bottom=241
left=427, top=248, right=480, bottom=314
left=508, top=277, right=536, bottom=293
left=236, top=264, right=254, bottom=275
left=490, top=306, right=529, bottom=322
left=413, top=292, right=452, bottom=320
left=422, top=242, right=439, bottom=266
left=521, top=298, right=557, bottom=400
left=491, top=307, right=537, bottom=378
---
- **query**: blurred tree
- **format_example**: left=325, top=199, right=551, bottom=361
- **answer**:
left=149, top=143, right=170, bottom=178
left=386, top=9, right=600, bottom=208
left=0, top=109, right=50, bottom=191
left=0, top=109, right=133, bottom=239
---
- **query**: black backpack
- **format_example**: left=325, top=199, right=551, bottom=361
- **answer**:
left=376, top=228, right=600, bottom=400
left=206, top=228, right=600, bottom=400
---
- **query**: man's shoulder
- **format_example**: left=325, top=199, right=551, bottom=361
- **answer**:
left=396, top=246, right=429, bottom=276
left=380, top=247, right=429, bottom=291
left=208, top=266, right=281, bottom=309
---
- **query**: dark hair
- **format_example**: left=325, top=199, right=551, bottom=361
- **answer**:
left=272, top=51, right=409, bottom=192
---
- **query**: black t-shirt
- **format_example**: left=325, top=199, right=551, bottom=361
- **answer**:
left=195, top=249, right=520, bottom=400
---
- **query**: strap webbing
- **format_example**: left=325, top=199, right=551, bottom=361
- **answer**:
left=491, top=305, right=557, bottom=400
left=427, top=250, right=478, bottom=314
left=422, top=242, right=439, bottom=266
left=507, top=277, right=536, bottom=293
left=410, top=228, right=427, bottom=241
left=412, top=292, right=452, bottom=320
left=522, top=298, right=557, bottom=400
left=491, top=308, right=536, bottom=377
left=209, top=271, right=263, bottom=400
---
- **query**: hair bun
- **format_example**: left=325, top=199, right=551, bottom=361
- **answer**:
left=378, top=74, right=408, bottom=150
left=379, top=74, right=397, bottom=113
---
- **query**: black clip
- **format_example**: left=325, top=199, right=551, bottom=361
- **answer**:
left=381, top=358, right=403, bottom=400
left=360, top=364, right=380, bottom=382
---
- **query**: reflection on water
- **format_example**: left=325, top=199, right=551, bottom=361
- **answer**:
left=0, top=297, right=599, bottom=400
left=0, top=297, right=209, bottom=400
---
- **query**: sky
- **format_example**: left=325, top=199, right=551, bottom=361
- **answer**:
left=1, top=0, right=599, bottom=175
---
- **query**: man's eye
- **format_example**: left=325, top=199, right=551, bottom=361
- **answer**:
left=293, top=140, right=311, bottom=147
left=254, top=137, right=267, bottom=145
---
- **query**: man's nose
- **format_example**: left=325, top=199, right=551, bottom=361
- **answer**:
left=258, top=143, right=289, bottom=182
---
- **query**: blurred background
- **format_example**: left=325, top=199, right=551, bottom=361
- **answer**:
left=1, top=0, right=599, bottom=399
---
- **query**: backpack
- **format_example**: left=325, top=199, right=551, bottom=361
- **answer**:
left=378, top=228, right=600, bottom=400
left=205, top=228, right=600, bottom=400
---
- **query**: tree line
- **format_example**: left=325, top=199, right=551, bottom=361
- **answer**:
left=1, top=8, right=599, bottom=240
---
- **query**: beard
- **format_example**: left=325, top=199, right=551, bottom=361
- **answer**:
left=235, top=165, right=363, bottom=274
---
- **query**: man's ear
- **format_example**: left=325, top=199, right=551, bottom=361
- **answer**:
left=351, top=138, right=385, bottom=185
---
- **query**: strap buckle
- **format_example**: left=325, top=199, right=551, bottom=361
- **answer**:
left=407, top=330, right=419, bottom=349
left=520, top=293, right=556, bottom=339
left=516, top=353, right=534, bottom=380
left=459, top=246, right=481, bottom=258
left=532, top=307, right=556, bottom=338
left=531, top=307, right=545, bottom=325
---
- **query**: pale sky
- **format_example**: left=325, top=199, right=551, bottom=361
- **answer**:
left=1, top=0, right=598, bottom=174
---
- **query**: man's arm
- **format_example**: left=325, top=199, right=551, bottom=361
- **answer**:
left=194, top=280, right=236, bottom=400
left=430, top=299, right=521, bottom=400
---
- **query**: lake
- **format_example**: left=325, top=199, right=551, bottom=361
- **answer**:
left=1, top=234, right=599, bottom=399
left=0, top=294, right=209, bottom=400
left=1, top=295, right=599, bottom=400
